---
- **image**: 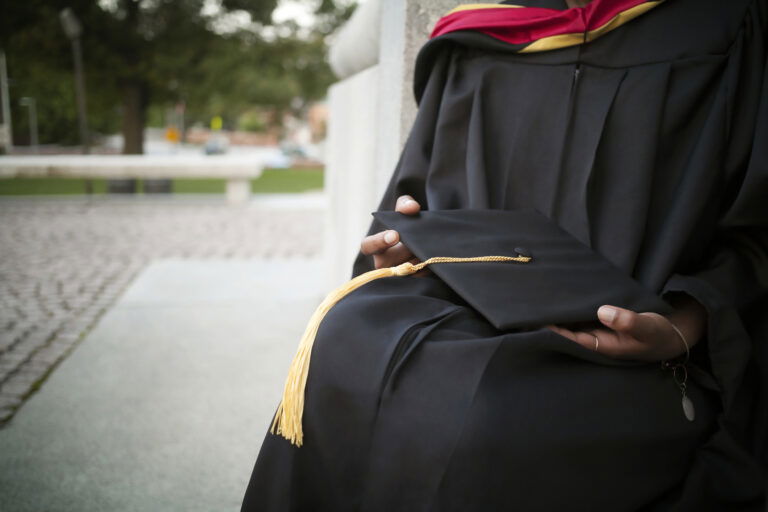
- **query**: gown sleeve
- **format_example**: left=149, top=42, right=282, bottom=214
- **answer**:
left=660, top=0, right=768, bottom=463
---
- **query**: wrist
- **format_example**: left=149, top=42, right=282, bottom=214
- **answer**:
left=664, top=292, right=707, bottom=350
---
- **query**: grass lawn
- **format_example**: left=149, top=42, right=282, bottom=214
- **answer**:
left=0, top=167, right=324, bottom=196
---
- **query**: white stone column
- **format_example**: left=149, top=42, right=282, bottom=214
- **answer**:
left=324, top=66, right=381, bottom=285
left=325, top=0, right=458, bottom=287
left=376, top=1, right=457, bottom=197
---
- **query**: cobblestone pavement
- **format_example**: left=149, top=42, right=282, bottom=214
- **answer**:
left=0, top=195, right=324, bottom=425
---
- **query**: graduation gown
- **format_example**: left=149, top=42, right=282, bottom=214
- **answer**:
left=242, top=0, right=768, bottom=510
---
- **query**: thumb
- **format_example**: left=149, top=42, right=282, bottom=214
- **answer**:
left=597, top=305, right=657, bottom=342
left=395, top=195, right=421, bottom=215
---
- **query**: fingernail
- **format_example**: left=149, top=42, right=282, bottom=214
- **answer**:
left=597, top=306, right=617, bottom=324
left=384, top=231, right=397, bottom=244
left=405, top=199, right=418, bottom=207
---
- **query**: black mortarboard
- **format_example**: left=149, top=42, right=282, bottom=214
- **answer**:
left=271, top=208, right=672, bottom=446
left=373, top=208, right=672, bottom=330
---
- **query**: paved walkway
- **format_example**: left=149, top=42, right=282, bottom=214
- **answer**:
left=0, top=258, right=326, bottom=511
left=0, top=194, right=324, bottom=424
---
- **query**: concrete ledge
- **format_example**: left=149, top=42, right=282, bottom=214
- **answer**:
left=0, top=155, right=265, bottom=204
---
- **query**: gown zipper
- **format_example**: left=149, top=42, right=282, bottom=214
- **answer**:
left=571, top=28, right=588, bottom=91
left=553, top=23, right=587, bottom=220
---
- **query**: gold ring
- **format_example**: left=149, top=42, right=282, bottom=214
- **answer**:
left=593, top=334, right=599, bottom=351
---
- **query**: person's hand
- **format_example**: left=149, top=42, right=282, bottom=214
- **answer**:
left=545, top=294, right=707, bottom=362
left=361, top=195, right=421, bottom=269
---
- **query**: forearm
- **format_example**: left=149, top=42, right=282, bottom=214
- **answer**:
left=664, top=291, right=709, bottom=351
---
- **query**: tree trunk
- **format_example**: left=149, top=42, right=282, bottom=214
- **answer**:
left=108, top=80, right=146, bottom=193
left=121, top=80, right=145, bottom=155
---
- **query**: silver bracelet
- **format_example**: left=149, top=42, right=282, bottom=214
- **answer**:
left=663, top=322, right=695, bottom=422
left=665, top=322, right=690, bottom=366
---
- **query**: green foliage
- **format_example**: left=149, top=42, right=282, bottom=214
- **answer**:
left=172, top=178, right=226, bottom=194
left=3, top=1, right=122, bottom=144
left=251, top=167, right=324, bottom=193
left=2, top=1, right=355, bottom=149
left=179, top=21, right=344, bottom=130
left=237, top=109, right=268, bottom=133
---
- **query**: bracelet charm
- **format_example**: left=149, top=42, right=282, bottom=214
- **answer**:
left=661, top=322, right=695, bottom=422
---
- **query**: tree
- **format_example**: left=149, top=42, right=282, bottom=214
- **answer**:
left=177, top=0, right=354, bottom=134
left=2, top=0, right=279, bottom=154
left=1, top=0, right=354, bottom=154
left=87, top=0, right=281, bottom=154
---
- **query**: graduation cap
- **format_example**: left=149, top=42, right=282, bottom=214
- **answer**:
left=270, top=208, right=672, bottom=446
left=374, top=209, right=672, bottom=329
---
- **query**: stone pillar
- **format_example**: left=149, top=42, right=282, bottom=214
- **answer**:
left=325, top=66, right=381, bottom=285
left=325, top=0, right=458, bottom=287
left=376, top=1, right=457, bottom=196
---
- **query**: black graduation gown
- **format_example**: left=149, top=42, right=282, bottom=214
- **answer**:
left=242, top=0, right=768, bottom=510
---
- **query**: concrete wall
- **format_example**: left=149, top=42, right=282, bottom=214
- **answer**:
left=325, top=0, right=458, bottom=286
left=324, top=65, right=381, bottom=284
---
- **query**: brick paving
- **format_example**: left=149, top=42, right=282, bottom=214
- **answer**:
left=0, top=195, right=323, bottom=425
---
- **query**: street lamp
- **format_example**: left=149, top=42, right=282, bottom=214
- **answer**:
left=60, top=8, right=90, bottom=154
left=0, top=51, right=12, bottom=154
left=19, top=97, right=39, bottom=153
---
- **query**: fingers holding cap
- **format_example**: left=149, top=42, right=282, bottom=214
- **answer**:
left=374, top=242, right=415, bottom=269
left=396, top=195, right=421, bottom=215
left=361, top=230, right=399, bottom=255
left=597, top=305, right=661, bottom=345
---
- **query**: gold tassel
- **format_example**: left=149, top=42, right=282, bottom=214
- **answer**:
left=269, top=255, right=532, bottom=446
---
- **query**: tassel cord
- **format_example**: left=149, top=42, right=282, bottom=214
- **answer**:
left=269, top=254, right=532, bottom=446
